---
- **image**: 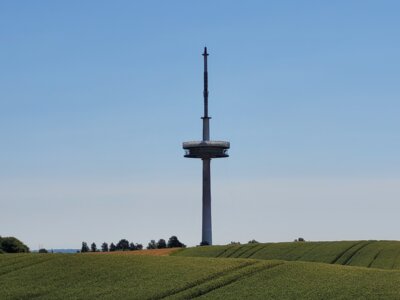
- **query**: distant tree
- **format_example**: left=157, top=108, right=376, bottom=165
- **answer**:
left=167, top=236, right=185, bottom=248
left=136, top=243, right=143, bottom=250
left=295, top=237, right=305, bottom=242
left=230, top=241, right=240, bottom=245
left=109, top=243, right=116, bottom=252
left=157, top=239, right=167, bottom=249
left=91, top=242, right=97, bottom=252
left=116, top=239, right=130, bottom=251
left=248, top=239, right=259, bottom=244
left=38, top=248, right=48, bottom=253
left=199, top=241, right=209, bottom=246
left=129, top=242, right=137, bottom=251
left=0, top=237, right=30, bottom=253
left=147, top=240, right=157, bottom=249
left=101, top=242, right=109, bottom=252
left=81, top=242, right=89, bottom=253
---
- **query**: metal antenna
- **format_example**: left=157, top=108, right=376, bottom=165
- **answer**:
left=202, top=47, right=210, bottom=141
left=202, top=47, right=209, bottom=118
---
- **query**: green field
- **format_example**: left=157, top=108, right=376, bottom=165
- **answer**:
left=1, top=243, right=400, bottom=299
left=175, top=240, right=400, bottom=270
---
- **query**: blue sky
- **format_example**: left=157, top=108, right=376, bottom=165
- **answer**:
left=1, top=1, right=400, bottom=249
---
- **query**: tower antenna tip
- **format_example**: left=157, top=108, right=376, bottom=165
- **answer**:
left=203, top=47, right=209, bottom=56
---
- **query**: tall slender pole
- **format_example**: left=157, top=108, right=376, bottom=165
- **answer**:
left=202, top=47, right=212, bottom=245
left=202, top=47, right=210, bottom=141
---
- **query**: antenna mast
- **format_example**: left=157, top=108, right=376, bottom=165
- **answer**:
left=202, top=47, right=210, bottom=141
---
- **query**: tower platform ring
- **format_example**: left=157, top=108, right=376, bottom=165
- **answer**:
left=183, top=140, right=230, bottom=158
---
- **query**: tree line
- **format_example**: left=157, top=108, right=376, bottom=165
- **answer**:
left=80, top=236, right=185, bottom=253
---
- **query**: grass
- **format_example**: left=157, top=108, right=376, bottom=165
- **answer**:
left=175, top=240, right=400, bottom=270
left=2, top=252, right=400, bottom=299
left=197, top=261, right=400, bottom=299
left=0, top=253, right=252, bottom=299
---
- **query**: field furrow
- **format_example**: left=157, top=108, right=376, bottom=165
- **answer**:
left=0, top=256, right=55, bottom=277
left=243, top=244, right=267, bottom=258
left=337, top=241, right=373, bottom=265
left=329, top=241, right=363, bottom=264
left=153, top=260, right=256, bottom=300
left=164, top=261, right=284, bottom=300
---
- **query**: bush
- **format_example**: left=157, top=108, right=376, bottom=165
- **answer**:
left=167, top=236, right=185, bottom=248
left=38, top=248, right=48, bottom=253
left=0, top=237, right=30, bottom=253
left=248, top=239, right=259, bottom=244
left=294, top=237, right=306, bottom=242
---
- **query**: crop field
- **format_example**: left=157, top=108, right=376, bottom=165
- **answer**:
left=175, top=240, right=400, bottom=270
left=1, top=248, right=400, bottom=299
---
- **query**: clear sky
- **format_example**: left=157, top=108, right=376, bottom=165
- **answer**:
left=1, top=1, right=400, bottom=250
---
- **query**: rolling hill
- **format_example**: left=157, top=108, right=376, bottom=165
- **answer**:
left=1, top=245, right=400, bottom=299
left=175, top=240, right=400, bottom=270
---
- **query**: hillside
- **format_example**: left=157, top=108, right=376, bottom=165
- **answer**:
left=175, top=240, right=400, bottom=270
left=1, top=252, right=400, bottom=299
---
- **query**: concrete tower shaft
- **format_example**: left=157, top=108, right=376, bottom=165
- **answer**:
left=182, top=47, right=230, bottom=246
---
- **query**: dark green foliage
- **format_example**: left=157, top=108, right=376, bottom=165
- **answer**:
left=0, top=237, right=29, bottom=253
left=157, top=239, right=167, bottom=249
left=147, top=240, right=157, bottom=249
left=129, top=243, right=136, bottom=251
left=248, top=239, right=259, bottom=244
left=116, top=239, right=129, bottom=251
left=38, top=249, right=48, bottom=253
left=167, top=236, right=185, bottom=248
left=136, top=243, right=143, bottom=250
left=90, top=243, right=97, bottom=252
left=80, top=242, right=89, bottom=253
left=109, top=243, right=116, bottom=252
left=295, top=237, right=305, bottom=242
left=101, top=242, right=108, bottom=252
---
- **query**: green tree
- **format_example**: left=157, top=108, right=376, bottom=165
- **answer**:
left=129, top=242, right=136, bottom=251
left=147, top=240, right=157, bottom=249
left=101, top=242, right=109, bottom=252
left=109, top=243, right=116, bottom=252
left=81, top=242, right=89, bottom=253
left=136, top=243, right=143, bottom=250
left=167, top=236, right=185, bottom=248
left=38, top=248, right=48, bottom=253
left=91, top=242, right=97, bottom=252
left=0, top=237, right=29, bottom=253
left=116, top=239, right=130, bottom=251
left=157, top=239, right=167, bottom=249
